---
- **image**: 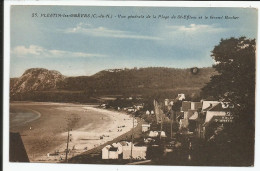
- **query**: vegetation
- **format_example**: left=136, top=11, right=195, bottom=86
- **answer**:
left=201, top=37, right=256, bottom=165
left=10, top=67, right=215, bottom=102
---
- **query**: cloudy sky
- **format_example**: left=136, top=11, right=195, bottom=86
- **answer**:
left=10, top=6, right=257, bottom=77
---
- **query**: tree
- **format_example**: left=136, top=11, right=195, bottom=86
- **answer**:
left=201, top=37, right=256, bottom=165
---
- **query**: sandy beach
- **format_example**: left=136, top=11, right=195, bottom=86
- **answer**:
left=10, top=102, right=136, bottom=162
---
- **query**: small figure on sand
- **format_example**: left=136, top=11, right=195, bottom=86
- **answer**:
left=29, top=126, right=32, bottom=130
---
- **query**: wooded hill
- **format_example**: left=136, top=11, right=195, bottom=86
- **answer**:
left=10, top=67, right=216, bottom=103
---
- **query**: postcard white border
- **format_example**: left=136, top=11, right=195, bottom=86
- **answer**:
left=3, top=1, right=260, bottom=171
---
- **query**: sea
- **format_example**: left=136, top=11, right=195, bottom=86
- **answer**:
left=10, top=109, right=41, bottom=129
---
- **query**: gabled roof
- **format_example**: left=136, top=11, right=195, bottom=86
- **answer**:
left=187, top=109, right=197, bottom=119
left=142, top=124, right=150, bottom=127
left=205, top=111, right=226, bottom=123
left=209, top=103, right=225, bottom=111
left=204, top=103, right=231, bottom=112
left=189, top=112, right=198, bottom=120
left=176, top=112, right=184, bottom=119
left=109, top=147, right=118, bottom=151
left=202, top=101, right=220, bottom=110
left=103, top=145, right=112, bottom=150
left=119, top=141, right=131, bottom=146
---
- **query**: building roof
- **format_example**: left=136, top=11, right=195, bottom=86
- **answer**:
left=176, top=112, right=184, bottom=119
left=187, top=109, right=197, bottom=119
left=123, top=145, right=147, bottom=150
left=208, top=103, right=231, bottom=111
left=112, top=142, right=123, bottom=148
left=142, top=124, right=150, bottom=127
left=189, top=112, right=198, bottom=120
left=109, top=147, right=118, bottom=151
left=119, top=141, right=131, bottom=146
left=205, top=111, right=226, bottom=123
left=181, top=101, right=191, bottom=112
left=103, top=145, right=112, bottom=150
left=202, top=101, right=220, bottom=110
left=204, top=114, right=232, bottom=127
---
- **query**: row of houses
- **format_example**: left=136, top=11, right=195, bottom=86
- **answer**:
left=153, top=93, right=234, bottom=140
left=102, top=141, right=147, bottom=160
left=102, top=124, right=167, bottom=160
left=100, top=103, right=145, bottom=113
left=178, top=100, right=234, bottom=139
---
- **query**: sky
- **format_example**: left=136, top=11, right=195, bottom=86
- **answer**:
left=10, top=6, right=257, bottom=77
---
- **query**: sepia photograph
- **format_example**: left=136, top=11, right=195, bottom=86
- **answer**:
left=4, top=2, right=258, bottom=169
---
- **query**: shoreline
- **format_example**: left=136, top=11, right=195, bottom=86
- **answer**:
left=9, top=102, right=136, bottom=163
left=10, top=108, right=41, bottom=129
left=10, top=101, right=99, bottom=106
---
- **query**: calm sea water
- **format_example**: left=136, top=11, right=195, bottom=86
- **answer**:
left=10, top=109, right=41, bottom=129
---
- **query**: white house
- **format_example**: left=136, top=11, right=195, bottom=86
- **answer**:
left=148, top=131, right=159, bottom=137
left=160, top=131, right=167, bottom=137
left=108, top=147, right=119, bottom=159
left=177, top=94, right=186, bottom=101
left=146, top=110, right=150, bottom=115
left=202, top=101, right=220, bottom=110
left=102, top=145, right=111, bottom=159
left=102, top=143, right=123, bottom=159
left=142, top=124, right=150, bottom=132
left=122, top=145, right=147, bottom=160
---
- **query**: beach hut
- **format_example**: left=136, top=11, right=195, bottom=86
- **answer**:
left=160, top=131, right=167, bottom=138
left=102, top=143, right=124, bottom=159
left=102, top=145, right=111, bottom=159
left=108, top=147, right=119, bottom=159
